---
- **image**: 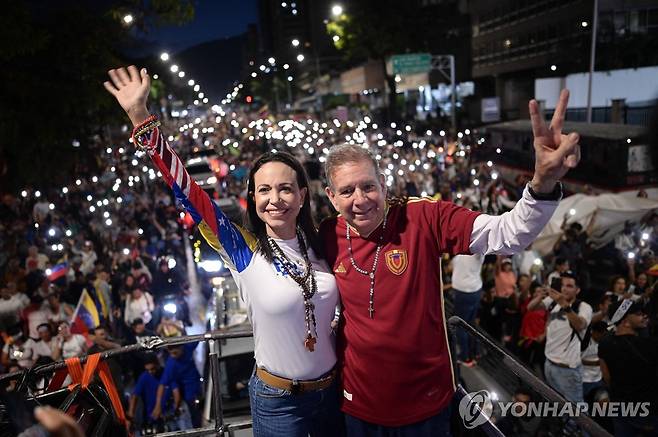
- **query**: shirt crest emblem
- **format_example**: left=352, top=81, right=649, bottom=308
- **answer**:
left=334, top=262, right=347, bottom=274
left=385, top=249, right=408, bottom=275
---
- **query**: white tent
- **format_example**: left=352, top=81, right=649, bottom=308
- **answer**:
left=532, top=191, right=658, bottom=256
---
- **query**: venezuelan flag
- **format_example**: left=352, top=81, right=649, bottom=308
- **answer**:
left=48, top=263, right=68, bottom=281
left=70, top=289, right=101, bottom=335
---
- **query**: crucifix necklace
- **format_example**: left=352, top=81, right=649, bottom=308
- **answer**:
left=346, top=212, right=388, bottom=319
left=267, top=228, right=318, bottom=352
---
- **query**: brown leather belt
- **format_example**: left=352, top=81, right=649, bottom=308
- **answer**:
left=256, top=367, right=336, bottom=395
left=547, top=359, right=571, bottom=369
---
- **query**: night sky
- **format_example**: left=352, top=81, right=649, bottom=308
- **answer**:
left=144, top=0, right=259, bottom=54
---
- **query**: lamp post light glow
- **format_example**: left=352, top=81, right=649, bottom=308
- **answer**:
left=291, top=38, right=300, bottom=47
left=170, top=64, right=179, bottom=73
left=268, top=57, right=276, bottom=65
left=332, top=35, right=340, bottom=42
left=160, top=52, right=170, bottom=61
left=297, top=54, right=305, bottom=62
left=123, top=14, right=133, bottom=24
left=331, top=5, right=343, bottom=16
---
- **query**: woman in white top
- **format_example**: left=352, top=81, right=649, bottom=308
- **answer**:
left=124, top=287, right=155, bottom=326
left=105, top=66, right=342, bottom=436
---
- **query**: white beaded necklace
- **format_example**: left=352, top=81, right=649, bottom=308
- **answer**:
left=345, top=211, right=388, bottom=319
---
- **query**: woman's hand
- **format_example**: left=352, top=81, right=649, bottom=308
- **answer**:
left=103, top=65, right=151, bottom=127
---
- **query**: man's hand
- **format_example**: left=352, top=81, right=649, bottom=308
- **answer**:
left=548, top=287, right=568, bottom=308
left=103, top=65, right=151, bottom=127
left=529, top=89, right=581, bottom=193
left=150, top=404, right=162, bottom=420
left=34, top=406, right=84, bottom=437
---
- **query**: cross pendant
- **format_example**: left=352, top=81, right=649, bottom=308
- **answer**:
left=369, top=306, right=374, bottom=319
left=304, top=335, right=316, bottom=352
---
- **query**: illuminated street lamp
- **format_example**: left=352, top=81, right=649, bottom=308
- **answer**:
left=123, top=14, right=134, bottom=24
left=268, top=57, right=276, bottom=65
left=188, top=79, right=195, bottom=86
left=291, top=38, right=300, bottom=47
left=297, top=54, right=305, bottom=62
left=160, top=52, right=170, bottom=62
left=332, top=35, right=340, bottom=42
left=170, top=64, right=179, bottom=73
left=331, top=5, right=343, bottom=16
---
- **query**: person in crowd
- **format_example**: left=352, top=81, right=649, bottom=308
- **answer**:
left=105, top=65, right=343, bottom=436
left=608, top=275, right=632, bottom=302
left=42, top=291, right=73, bottom=326
left=124, top=286, right=155, bottom=326
left=496, top=386, right=544, bottom=436
left=581, top=320, right=608, bottom=404
left=128, top=354, right=178, bottom=435
left=153, top=342, right=201, bottom=428
left=21, top=323, right=57, bottom=366
left=320, top=88, right=580, bottom=434
left=1, top=327, right=31, bottom=369
left=599, top=299, right=658, bottom=436
left=517, top=282, right=547, bottom=376
left=0, top=283, right=29, bottom=331
left=494, top=257, right=517, bottom=346
left=53, top=321, right=87, bottom=360
left=527, top=272, right=592, bottom=403
left=25, top=246, right=48, bottom=272
left=451, top=254, right=484, bottom=367
left=546, top=257, right=569, bottom=286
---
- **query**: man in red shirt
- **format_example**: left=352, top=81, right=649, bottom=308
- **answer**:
left=320, top=90, right=580, bottom=435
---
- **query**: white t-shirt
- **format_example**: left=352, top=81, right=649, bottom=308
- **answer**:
left=232, top=238, right=339, bottom=380
left=543, top=296, right=593, bottom=368
left=451, top=254, right=484, bottom=292
left=581, top=339, right=602, bottom=383
left=61, top=334, right=87, bottom=359
left=124, top=292, right=154, bottom=325
left=23, top=338, right=56, bottom=364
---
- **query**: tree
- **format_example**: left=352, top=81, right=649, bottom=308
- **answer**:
left=0, top=0, right=193, bottom=193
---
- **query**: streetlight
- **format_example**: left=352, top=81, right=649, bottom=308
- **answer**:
left=123, top=14, right=134, bottom=24
left=291, top=38, right=300, bottom=47
left=332, top=35, right=340, bottom=42
left=160, top=52, right=170, bottom=61
left=331, top=5, right=343, bottom=16
left=297, top=54, right=305, bottom=62
left=188, top=79, right=195, bottom=86
left=287, top=76, right=293, bottom=82
left=268, top=57, right=276, bottom=65
left=170, top=64, right=179, bottom=73
left=283, top=63, right=290, bottom=70
left=178, top=71, right=185, bottom=78
left=550, top=64, right=557, bottom=71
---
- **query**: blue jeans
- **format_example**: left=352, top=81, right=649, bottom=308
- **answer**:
left=249, top=372, right=344, bottom=437
left=345, top=405, right=451, bottom=437
left=544, top=361, right=584, bottom=403
left=452, top=289, right=482, bottom=361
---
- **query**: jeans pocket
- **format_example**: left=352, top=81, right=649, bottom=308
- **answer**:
left=252, top=376, right=292, bottom=398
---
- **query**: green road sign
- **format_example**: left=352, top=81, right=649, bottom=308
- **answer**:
left=391, top=53, right=431, bottom=75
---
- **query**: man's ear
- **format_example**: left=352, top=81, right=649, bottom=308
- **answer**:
left=325, top=186, right=338, bottom=210
left=379, top=173, right=387, bottom=196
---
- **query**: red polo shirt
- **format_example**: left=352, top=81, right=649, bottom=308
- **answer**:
left=320, top=198, right=480, bottom=426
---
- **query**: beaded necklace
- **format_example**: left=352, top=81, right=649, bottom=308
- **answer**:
left=267, top=228, right=318, bottom=352
left=346, top=211, right=388, bottom=319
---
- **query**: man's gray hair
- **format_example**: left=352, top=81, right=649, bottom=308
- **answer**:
left=324, top=143, right=379, bottom=188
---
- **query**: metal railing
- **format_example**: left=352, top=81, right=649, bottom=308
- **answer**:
left=448, top=316, right=613, bottom=437
left=0, top=329, right=254, bottom=436
left=1, top=318, right=615, bottom=436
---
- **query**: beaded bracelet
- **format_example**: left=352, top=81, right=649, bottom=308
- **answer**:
left=131, top=115, right=161, bottom=151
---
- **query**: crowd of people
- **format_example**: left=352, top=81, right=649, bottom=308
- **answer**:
left=0, top=67, right=656, bottom=436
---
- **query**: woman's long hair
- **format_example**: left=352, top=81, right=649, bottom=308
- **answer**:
left=244, top=151, right=323, bottom=263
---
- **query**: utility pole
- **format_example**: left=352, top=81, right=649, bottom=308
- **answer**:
left=586, top=0, right=598, bottom=123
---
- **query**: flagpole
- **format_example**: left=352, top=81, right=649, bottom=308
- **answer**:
left=69, top=288, right=88, bottom=324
